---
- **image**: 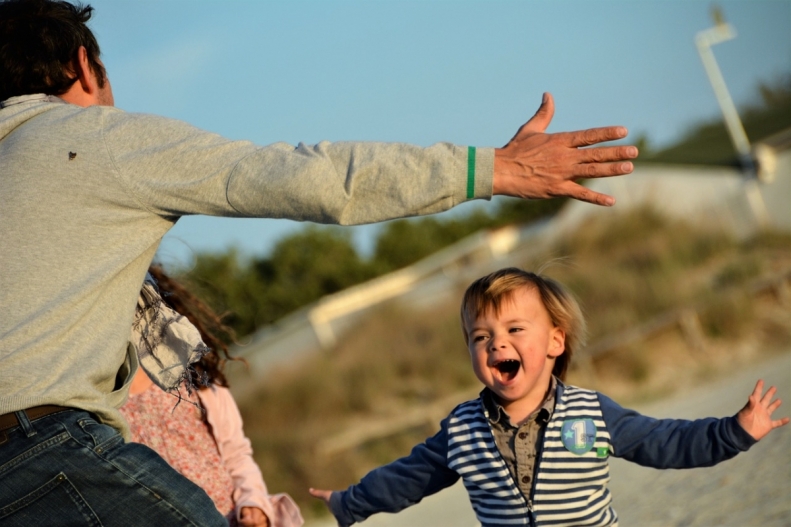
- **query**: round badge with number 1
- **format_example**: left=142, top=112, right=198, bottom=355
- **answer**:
left=561, top=419, right=597, bottom=455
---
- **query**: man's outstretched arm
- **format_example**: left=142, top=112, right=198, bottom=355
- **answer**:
left=494, top=92, right=637, bottom=206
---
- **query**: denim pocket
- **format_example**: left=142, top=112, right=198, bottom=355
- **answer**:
left=76, top=417, right=123, bottom=454
left=0, top=472, right=101, bottom=526
left=0, top=431, right=71, bottom=479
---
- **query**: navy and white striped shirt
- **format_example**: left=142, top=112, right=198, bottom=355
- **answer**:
left=448, top=386, right=616, bottom=526
left=330, top=380, right=755, bottom=527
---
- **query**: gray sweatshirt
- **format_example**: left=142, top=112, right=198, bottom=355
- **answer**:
left=0, top=94, right=494, bottom=438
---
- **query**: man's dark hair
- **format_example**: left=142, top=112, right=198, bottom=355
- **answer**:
left=0, top=0, right=106, bottom=102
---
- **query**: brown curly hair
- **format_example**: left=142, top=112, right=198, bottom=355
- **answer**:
left=0, top=0, right=107, bottom=101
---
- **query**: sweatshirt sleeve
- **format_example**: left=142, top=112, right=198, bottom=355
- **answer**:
left=200, top=386, right=304, bottom=527
left=101, top=109, right=494, bottom=225
left=598, top=392, right=756, bottom=469
left=329, top=417, right=460, bottom=527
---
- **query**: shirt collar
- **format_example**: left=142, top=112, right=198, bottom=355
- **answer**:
left=0, top=93, right=66, bottom=109
left=482, top=376, right=557, bottom=428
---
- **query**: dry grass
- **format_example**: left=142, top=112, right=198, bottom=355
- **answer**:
left=236, top=207, right=791, bottom=518
left=238, top=302, right=477, bottom=517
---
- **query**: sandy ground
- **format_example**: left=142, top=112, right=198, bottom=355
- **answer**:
left=307, top=350, right=791, bottom=527
left=607, top=351, right=791, bottom=526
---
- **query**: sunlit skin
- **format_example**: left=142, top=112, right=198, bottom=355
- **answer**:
left=467, top=286, right=565, bottom=426
left=737, top=379, right=789, bottom=441
left=492, top=92, right=638, bottom=207
left=239, top=506, right=269, bottom=527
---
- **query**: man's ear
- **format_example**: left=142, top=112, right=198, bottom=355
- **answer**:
left=548, top=327, right=565, bottom=358
left=60, top=46, right=100, bottom=107
left=73, top=46, right=99, bottom=95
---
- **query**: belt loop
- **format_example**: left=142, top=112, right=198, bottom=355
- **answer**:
left=14, top=410, right=37, bottom=438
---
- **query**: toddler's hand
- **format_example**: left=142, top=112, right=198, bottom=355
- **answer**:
left=737, top=380, right=789, bottom=441
left=309, top=488, right=334, bottom=510
left=239, top=506, right=269, bottom=527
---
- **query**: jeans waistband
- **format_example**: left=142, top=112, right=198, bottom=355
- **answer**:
left=0, top=405, right=72, bottom=433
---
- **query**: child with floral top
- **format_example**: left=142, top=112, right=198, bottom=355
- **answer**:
left=121, top=266, right=303, bottom=527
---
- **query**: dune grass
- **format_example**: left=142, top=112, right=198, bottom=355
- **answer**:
left=236, top=207, right=791, bottom=517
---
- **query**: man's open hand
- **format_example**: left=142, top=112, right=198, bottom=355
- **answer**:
left=493, top=92, right=638, bottom=206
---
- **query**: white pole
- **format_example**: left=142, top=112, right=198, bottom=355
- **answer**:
left=695, top=12, right=768, bottom=229
left=695, top=21, right=755, bottom=175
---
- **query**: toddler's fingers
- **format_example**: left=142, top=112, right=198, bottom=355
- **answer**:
left=760, top=385, right=778, bottom=405
left=773, top=416, right=790, bottom=428
left=768, top=398, right=782, bottom=414
left=309, top=488, right=333, bottom=501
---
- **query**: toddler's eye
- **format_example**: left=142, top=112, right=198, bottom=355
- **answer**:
left=472, top=335, right=486, bottom=342
left=509, top=327, right=523, bottom=333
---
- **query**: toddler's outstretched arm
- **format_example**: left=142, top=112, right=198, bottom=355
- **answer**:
left=736, top=380, right=789, bottom=441
left=307, top=417, right=459, bottom=527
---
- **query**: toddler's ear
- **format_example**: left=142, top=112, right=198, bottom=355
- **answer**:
left=548, top=327, right=565, bottom=358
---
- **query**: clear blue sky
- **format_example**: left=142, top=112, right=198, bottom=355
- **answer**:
left=87, top=0, right=790, bottom=269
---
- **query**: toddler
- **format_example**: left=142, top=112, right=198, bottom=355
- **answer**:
left=310, top=267, right=788, bottom=527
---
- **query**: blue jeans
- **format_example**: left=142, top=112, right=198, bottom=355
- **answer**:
left=0, top=409, right=227, bottom=526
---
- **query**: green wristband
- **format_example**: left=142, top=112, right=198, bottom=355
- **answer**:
left=467, top=146, right=476, bottom=199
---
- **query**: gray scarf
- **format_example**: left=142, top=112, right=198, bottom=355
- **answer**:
left=130, top=275, right=209, bottom=393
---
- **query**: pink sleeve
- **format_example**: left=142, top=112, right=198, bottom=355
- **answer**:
left=199, top=386, right=304, bottom=527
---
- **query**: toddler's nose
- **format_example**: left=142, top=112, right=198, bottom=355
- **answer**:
left=488, top=337, right=507, bottom=352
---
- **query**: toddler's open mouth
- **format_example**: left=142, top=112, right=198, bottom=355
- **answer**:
left=494, top=359, right=520, bottom=382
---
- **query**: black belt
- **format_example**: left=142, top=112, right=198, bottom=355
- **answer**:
left=0, top=405, right=72, bottom=433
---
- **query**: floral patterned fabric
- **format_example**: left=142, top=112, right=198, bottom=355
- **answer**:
left=120, top=385, right=237, bottom=525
